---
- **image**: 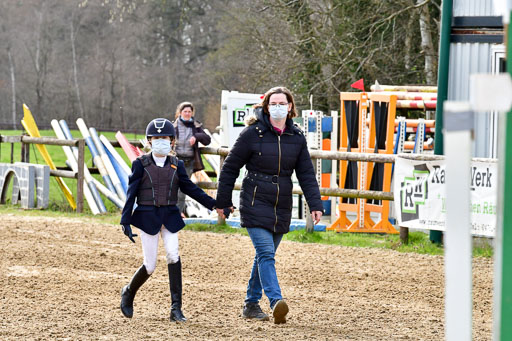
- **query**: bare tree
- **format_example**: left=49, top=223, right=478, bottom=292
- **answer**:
left=7, top=47, right=16, bottom=129
left=70, top=19, right=85, bottom=119
left=0, top=0, right=440, bottom=132
left=417, top=0, right=437, bottom=84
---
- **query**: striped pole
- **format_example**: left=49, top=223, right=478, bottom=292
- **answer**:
left=59, top=120, right=107, bottom=213
left=396, top=100, right=436, bottom=109
left=51, top=120, right=101, bottom=215
left=370, top=85, right=437, bottom=92
left=90, top=178, right=125, bottom=209
left=89, top=127, right=126, bottom=202
left=99, top=134, right=132, bottom=175
left=373, top=92, right=437, bottom=101
left=76, top=118, right=117, bottom=197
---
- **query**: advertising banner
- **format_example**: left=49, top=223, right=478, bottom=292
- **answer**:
left=393, top=156, right=497, bottom=237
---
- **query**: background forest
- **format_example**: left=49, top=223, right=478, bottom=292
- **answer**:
left=0, top=0, right=440, bottom=132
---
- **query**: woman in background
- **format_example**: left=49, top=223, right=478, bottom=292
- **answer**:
left=173, top=102, right=211, bottom=216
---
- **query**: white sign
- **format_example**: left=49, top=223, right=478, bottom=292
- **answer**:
left=219, top=90, right=262, bottom=148
left=394, top=156, right=497, bottom=237
left=470, top=73, right=512, bottom=112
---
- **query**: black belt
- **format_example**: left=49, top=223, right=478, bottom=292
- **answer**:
left=245, top=170, right=289, bottom=184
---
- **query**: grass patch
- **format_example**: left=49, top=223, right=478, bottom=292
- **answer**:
left=283, top=229, right=493, bottom=258
left=184, top=222, right=248, bottom=235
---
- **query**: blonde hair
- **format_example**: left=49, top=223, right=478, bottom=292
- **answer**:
left=254, top=86, right=298, bottom=119
left=175, top=101, right=195, bottom=119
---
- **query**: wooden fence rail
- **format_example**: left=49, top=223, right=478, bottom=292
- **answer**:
left=0, top=135, right=497, bottom=217
left=0, top=135, right=86, bottom=213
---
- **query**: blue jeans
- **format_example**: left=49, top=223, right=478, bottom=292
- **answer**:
left=245, top=227, right=284, bottom=309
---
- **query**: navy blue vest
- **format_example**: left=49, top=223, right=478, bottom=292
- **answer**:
left=136, top=154, right=179, bottom=206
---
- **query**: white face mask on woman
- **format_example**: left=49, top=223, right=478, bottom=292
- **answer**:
left=151, top=138, right=171, bottom=156
left=268, top=104, right=288, bottom=120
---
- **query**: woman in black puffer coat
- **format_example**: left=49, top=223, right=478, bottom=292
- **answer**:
left=215, top=86, right=323, bottom=325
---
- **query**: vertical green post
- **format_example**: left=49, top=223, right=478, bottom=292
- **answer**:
left=431, top=0, right=453, bottom=244
left=497, top=12, right=512, bottom=340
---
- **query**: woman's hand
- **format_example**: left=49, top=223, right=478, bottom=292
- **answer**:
left=216, top=208, right=225, bottom=219
left=216, top=207, right=234, bottom=219
left=311, top=211, right=323, bottom=225
left=189, top=136, right=196, bottom=146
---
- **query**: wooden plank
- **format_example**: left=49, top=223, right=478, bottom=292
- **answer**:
left=76, top=139, right=85, bottom=214
left=217, top=152, right=226, bottom=225
left=21, top=136, right=78, bottom=147
left=50, top=169, right=77, bottom=179
left=196, top=181, right=394, bottom=201
left=2, top=135, right=22, bottom=143
left=20, top=141, right=30, bottom=163
left=400, top=226, right=409, bottom=244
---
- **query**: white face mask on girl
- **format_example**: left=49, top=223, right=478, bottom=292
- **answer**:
left=268, top=104, right=288, bottom=120
left=151, top=138, right=171, bottom=156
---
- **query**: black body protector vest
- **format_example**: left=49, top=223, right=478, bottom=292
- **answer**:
left=136, top=154, right=180, bottom=206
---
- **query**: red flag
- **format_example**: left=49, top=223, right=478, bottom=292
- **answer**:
left=351, top=79, right=365, bottom=91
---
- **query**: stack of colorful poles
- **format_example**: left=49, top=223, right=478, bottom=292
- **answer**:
left=371, top=85, right=438, bottom=110
left=47, top=118, right=133, bottom=213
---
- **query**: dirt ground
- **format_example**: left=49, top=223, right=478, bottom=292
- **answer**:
left=0, top=214, right=493, bottom=340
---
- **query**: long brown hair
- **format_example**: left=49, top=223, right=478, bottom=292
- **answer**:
left=175, top=101, right=195, bottom=119
left=254, top=86, right=298, bottom=118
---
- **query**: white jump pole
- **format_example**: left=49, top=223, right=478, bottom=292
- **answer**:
left=443, top=101, right=473, bottom=341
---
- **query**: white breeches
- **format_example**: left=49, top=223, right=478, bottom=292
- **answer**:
left=139, top=226, right=180, bottom=274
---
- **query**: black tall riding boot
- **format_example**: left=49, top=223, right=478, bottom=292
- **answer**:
left=168, top=260, right=187, bottom=322
left=120, top=265, right=151, bottom=318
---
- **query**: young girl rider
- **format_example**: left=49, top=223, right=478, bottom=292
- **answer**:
left=119, top=118, right=218, bottom=322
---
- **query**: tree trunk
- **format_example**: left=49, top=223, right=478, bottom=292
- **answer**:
left=283, top=0, right=329, bottom=111
left=8, top=48, right=16, bottom=130
left=35, top=9, right=43, bottom=115
left=417, top=0, right=436, bottom=84
left=404, top=6, right=417, bottom=71
left=71, top=21, right=85, bottom=119
left=108, top=52, right=116, bottom=129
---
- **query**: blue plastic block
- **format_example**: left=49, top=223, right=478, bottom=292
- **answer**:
left=321, top=159, right=332, bottom=173
left=308, top=117, right=316, bottom=132
left=321, top=117, right=333, bottom=132
left=322, top=200, right=331, bottom=215
left=183, top=217, right=328, bottom=232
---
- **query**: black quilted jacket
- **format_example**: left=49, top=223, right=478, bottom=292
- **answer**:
left=216, top=108, right=323, bottom=234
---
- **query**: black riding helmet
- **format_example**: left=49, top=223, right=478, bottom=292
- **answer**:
left=146, top=118, right=175, bottom=138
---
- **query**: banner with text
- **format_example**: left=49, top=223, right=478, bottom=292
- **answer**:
left=394, top=157, right=497, bottom=237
